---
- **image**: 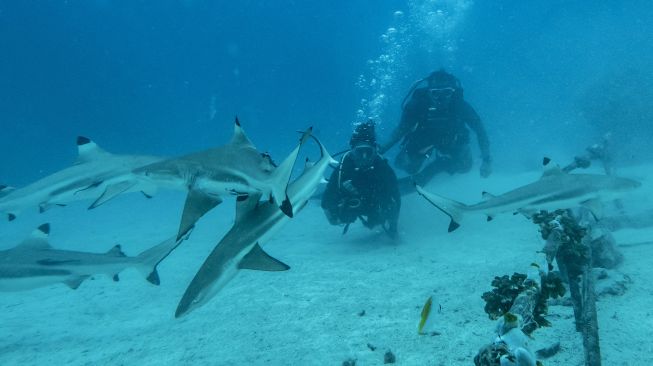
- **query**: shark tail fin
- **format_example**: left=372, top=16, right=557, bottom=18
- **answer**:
left=270, top=127, right=313, bottom=217
left=415, top=184, right=467, bottom=232
left=134, top=236, right=182, bottom=285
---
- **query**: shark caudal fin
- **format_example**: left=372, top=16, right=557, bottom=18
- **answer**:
left=415, top=184, right=467, bottom=232
left=134, top=235, right=181, bottom=285
left=270, top=127, right=313, bottom=217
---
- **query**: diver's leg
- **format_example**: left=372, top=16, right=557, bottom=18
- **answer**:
left=448, top=145, right=473, bottom=174
left=394, top=147, right=426, bottom=175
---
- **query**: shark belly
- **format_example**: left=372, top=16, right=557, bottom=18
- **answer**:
left=0, top=267, right=73, bottom=291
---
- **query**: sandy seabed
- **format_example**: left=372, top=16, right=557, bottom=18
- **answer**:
left=1, top=164, right=652, bottom=366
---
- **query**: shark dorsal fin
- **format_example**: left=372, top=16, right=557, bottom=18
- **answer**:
left=229, top=117, right=255, bottom=148
left=19, top=223, right=52, bottom=249
left=481, top=191, right=496, bottom=200
left=235, top=193, right=262, bottom=223
left=238, top=243, right=290, bottom=271
left=106, top=244, right=127, bottom=257
left=76, top=136, right=109, bottom=163
left=540, top=157, right=564, bottom=178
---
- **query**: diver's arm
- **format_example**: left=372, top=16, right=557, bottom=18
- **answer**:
left=462, top=102, right=491, bottom=162
left=379, top=114, right=408, bottom=154
left=379, top=159, right=401, bottom=228
left=321, top=169, right=343, bottom=224
left=379, top=103, right=418, bottom=154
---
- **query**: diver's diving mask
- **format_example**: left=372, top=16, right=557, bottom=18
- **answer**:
left=351, top=143, right=376, bottom=168
left=429, top=87, right=456, bottom=102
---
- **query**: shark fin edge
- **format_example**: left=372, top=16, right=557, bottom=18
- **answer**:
left=88, top=181, right=137, bottom=209
left=76, top=137, right=109, bottom=163
left=146, top=269, right=160, bottom=286
left=64, top=276, right=89, bottom=290
left=238, top=243, right=290, bottom=271
left=106, top=244, right=126, bottom=257
left=230, top=118, right=255, bottom=148
left=448, top=220, right=461, bottom=232
left=177, top=190, right=223, bottom=241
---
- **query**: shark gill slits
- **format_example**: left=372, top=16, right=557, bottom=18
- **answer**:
left=76, top=136, right=91, bottom=145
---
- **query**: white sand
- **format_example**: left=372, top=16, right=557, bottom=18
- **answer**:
left=1, top=166, right=652, bottom=365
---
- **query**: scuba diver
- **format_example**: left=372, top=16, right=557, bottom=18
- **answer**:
left=321, top=120, right=401, bottom=238
left=378, top=69, right=492, bottom=191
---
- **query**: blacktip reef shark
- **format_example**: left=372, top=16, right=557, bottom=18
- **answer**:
left=134, top=117, right=308, bottom=240
left=0, top=223, right=179, bottom=291
left=174, top=134, right=336, bottom=318
left=416, top=158, right=641, bottom=232
left=0, top=137, right=162, bottom=221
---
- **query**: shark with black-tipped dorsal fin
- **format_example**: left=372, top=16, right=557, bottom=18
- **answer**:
left=174, top=133, right=336, bottom=318
left=0, top=137, right=163, bottom=221
left=416, top=157, right=641, bottom=232
left=0, top=224, right=179, bottom=291
left=134, top=118, right=310, bottom=241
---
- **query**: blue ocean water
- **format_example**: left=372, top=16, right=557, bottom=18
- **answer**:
left=2, top=1, right=652, bottom=184
left=1, top=1, right=653, bottom=365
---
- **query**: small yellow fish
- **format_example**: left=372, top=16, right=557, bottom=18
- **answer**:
left=418, top=296, right=433, bottom=334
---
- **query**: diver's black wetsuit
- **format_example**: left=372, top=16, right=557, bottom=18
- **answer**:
left=321, top=152, right=400, bottom=236
left=382, top=87, right=491, bottom=191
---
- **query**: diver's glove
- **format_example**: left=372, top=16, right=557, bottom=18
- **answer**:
left=480, top=159, right=492, bottom=178
left=341, top=180, right=359, bottom=196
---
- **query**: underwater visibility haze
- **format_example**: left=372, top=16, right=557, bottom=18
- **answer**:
left=1, top=1, right=653, bottom=365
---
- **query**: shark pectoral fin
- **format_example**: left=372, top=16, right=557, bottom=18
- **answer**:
left=64, top=276, right=89, bottom=290
left=448, top=220, right=460, bottom=232
left=88, top=181, right=137, bottom=209
left=581, top=198, right=604, bottom=219
left=178, top=190, right=223, bottom=240
left=280, top=195, right=293, bottom=218
left=516, top=208, right=538, bottom=219
left=74, top=180, right=103, bottom=195
left=238, top=244, right=290, bottom=271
